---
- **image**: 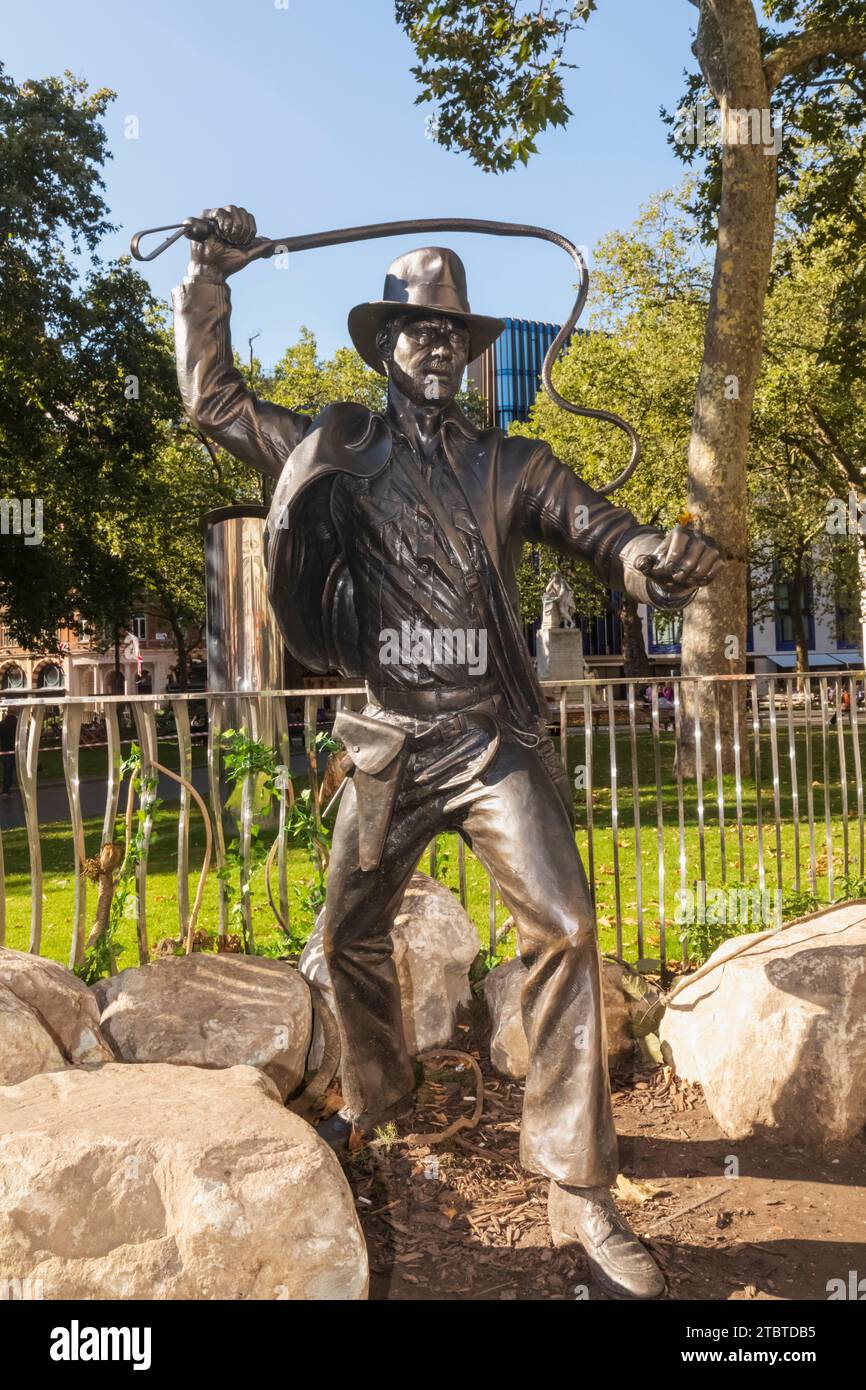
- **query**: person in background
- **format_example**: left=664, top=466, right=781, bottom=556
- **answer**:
left=830, top=685, right=851, bottom=728
left=0, top=709, right=18, bottom=798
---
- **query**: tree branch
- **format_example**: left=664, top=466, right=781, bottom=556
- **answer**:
left=764, top=24, right=866, bottom=93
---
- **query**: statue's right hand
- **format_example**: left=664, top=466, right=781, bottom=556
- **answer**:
left=187, top=205, right=271, bottom=279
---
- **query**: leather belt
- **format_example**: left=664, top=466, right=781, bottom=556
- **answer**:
left=411, top=701, right=499, bottom=748
left=367, top=679, right=499, bottom=714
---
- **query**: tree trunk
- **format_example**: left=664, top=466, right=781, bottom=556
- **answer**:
left=788, top=569, right=811, bottom=674
left=679, top=0, right=777, bottom=773
left=619, top=598, right=652, bottom=679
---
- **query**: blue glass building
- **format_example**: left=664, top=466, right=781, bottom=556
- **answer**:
left=467, top=317, right=570, bottom=431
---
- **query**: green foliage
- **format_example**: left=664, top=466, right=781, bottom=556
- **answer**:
left=0, top=65, right=179, bottom=648
left=511, top=187, right=708, bottom=622
left=780, top=887, right=820, bottom=921
left=679, top=912, right=762, bottom=968
left=216, top=730, right=280, bottom=950
left=395, top=1, right=595, bottom=171
left=373, top=1121, right=400, bottom=1151
left=431, top=833, right=452, bottom=884
left=215, top=729, right=339, bottom=951
left=664, top=1, right=866, bottom=269
left=286, top=734, right=339, bottom=938
left=219, top=728, right=279, bottom=791
left=74, top=743, right=158, bottom=984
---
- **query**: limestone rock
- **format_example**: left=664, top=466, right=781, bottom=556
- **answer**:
left=94, top=954, right=312, bottom=1101
left=0, top=947, right=114, bottom=1067
left=483, top=955, right=646, bottom=1080
left=301, top=872, right=480, bottom=1067
left=0, top=982, right=70, bottom=1086
left=0, top=1063, right=367, bottom=1299
left=659, top=905, right=866, bottom=1146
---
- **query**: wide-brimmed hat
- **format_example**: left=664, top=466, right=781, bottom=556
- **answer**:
left=347, top=246, right=504, bottom=375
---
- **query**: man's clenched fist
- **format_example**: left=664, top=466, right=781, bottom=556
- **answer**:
left=621, top=523, right=722, bottom=604
left=187, top=204, right=271, bottom=280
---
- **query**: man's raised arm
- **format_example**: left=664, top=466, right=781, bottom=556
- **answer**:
left=518, top=442, right=722, bottom=611
left=172, top=205, right=310, bottom=479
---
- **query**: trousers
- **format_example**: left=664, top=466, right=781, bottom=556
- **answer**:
left=321, top=699, right=620, bottom=1188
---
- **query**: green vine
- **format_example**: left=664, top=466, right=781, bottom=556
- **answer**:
left=75, top=743, right=160, bottom=985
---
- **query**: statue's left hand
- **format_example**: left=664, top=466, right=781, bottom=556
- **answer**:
left=628, top=523, right=722, bottom=599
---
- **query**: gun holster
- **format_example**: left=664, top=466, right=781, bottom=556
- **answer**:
left=332, top=710, right=410, bottom=872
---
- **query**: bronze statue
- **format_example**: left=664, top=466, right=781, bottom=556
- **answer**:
left=172, top=204, right=721, bottom=1300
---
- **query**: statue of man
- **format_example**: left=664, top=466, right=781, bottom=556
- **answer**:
left=173, top=205, right=721, bottom=1300
left=542, top=573, right=577, bottom=630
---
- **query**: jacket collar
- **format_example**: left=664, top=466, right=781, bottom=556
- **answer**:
left=441, top=403, right=481, bottom=440
left=380, top=400, right=481, bottom=445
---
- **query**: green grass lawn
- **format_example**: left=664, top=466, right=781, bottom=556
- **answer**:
left=1, top=725, right=862, bottom=974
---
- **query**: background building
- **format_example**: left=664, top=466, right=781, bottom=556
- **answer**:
left=468, top=317, right=573, bottom=431
left=0, top=609, right=205, bottom=699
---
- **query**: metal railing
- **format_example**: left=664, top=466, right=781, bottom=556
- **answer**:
left=1, top=672, right=863, bottom=973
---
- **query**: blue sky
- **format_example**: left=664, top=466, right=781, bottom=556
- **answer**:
left=5, top=0, right=699, bottom=366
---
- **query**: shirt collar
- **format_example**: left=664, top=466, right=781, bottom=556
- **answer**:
left=380, top=402, right=480, bottom=445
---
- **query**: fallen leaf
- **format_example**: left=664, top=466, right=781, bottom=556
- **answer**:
left=615, top=1174, right=659, bottom=1204
left=348, top=1124, right=367, bottom=1153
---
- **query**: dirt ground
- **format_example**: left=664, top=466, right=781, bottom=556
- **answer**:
left=334, top=1008, right=866, bottom=1302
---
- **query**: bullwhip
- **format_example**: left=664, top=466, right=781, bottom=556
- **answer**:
left=131, top=214, right=640, bottom=495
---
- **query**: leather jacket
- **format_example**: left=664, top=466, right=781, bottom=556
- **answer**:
left=173, top=275, right=696, bottom=694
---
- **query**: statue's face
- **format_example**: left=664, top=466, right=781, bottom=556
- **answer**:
left=385, top=313, right=470, bottom=407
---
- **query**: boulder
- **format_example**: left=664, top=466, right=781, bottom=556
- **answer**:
left=0, top=947, right=114, bottom=1067
left=0, top=1063, right=367, bottom=1299
left=94, top=954, right=312, bottom=1101
left=659, top=904, right=866, bottom=1146
left=483, top=955, right=652, bottom=1080
left=0, top=982, right=69, bottom=1086
left=301, top=872, right=479, bottom=1067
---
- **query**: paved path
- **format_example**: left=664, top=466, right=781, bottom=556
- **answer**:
left=0, top=752, right=324, bottom=833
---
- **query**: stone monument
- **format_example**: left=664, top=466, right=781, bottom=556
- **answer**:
left=536, top=573, right=590, bottom=681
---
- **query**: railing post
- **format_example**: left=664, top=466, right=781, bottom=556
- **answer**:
left=206, top=695, right=228, bottom=943
left=172, top=699, right=193, bottom=942
left=649, top=682, right=666, bottom=971
left=767, top=676, right=784, bottom=900
left=848, top=674, right=864, bottom=880
left=582, top=683, right=595, bottom=910
left=817, top=677, right=834, bottom=901
left=784, top=678, right=801, bottom=895
left=626, top=682, right=643, bottom=959
left=61, top=704, right=87, bottom=969
left=131, top=702, right=159, bottom=965
left=605, top=684, right=622, bottom=957
left=101, top=703, right=123, bottom=850
left=16, top=703, right=44, bottom=955
left=238, top=695, right=255, bottom=954
left=672, top=683, right=687, bottom=964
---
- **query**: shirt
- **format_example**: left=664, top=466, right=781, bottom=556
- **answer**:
left=328, top=427, right=494, bottom=691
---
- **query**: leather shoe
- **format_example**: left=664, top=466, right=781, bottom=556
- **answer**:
left=548, top=1181, right=666, bottom=1300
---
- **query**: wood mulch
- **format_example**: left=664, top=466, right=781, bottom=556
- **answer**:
left=327, top=1007, right=866, bottom=1302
